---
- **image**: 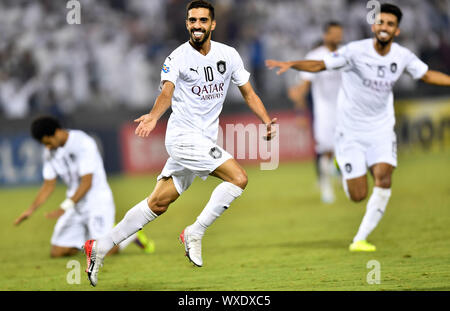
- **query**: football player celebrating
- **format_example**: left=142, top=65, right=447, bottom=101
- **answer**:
left=83, top=0, right=276, bottom=286
left=266, top=3, right=450, bottom=252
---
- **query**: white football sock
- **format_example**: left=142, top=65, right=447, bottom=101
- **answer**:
left=189, top=182, right=244, bottom=237
left=97, top=198, right=157, bottom=257
left=319, top=156, right=335, bottom=203
left=353, top=187, right=391, bottom=242
left=118, top=232, right=138, bottom=251
left=342, top=177, right=350, bottom=199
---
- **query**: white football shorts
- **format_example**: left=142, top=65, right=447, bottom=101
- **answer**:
left=334, top=128, right=397, bottom=180
left=50, top=192, right=115, bottom=249
left=157, top=135, right=233, bottom=194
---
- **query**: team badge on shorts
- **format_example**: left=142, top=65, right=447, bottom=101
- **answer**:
left=345, top=163, right=352, bottom=173
left=209, top=147, right=222, bottom=159
left=217, top=61, right=226, bottom=74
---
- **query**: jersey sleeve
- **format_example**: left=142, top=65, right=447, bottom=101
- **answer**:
left=160, top=53, right=179, bottom=90
left=323, top=45, right=351, bottom=71
left=231, top=48, right=250, bottom=86
left=77, top=137, right=98, bottom=176
left=404, top=51, right=428, bottom=80
left=42, top=159, right=57, bottom=180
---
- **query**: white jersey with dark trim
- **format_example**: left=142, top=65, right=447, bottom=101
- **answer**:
left=42, top=130, right=112, bottom=206
left=323, top=38, right=428, bottom=134
left=160, top=40, right=250, bottom=143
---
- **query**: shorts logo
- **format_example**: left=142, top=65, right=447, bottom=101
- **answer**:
left=345, top=163, right=352, bottom=173
left=217, top=60, right=226, bottom=74
left=390, top=62, right=397, bottom=73
left=69, top=153, right=76, bottom=162
left=162, top=64, right=170, bottom=73
left=209, top=147, right=222, bottom=159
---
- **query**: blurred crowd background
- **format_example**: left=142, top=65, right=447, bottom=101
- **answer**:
left=0, top=0, right=449, bottom=119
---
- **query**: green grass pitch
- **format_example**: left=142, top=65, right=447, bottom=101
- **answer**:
left=1, top=150, right=449, bottom=291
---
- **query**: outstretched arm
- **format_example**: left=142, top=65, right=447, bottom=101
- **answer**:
left=238, top=81, right=277, bottom=140
left=265, top=59, right=326, bottom=75
left=134, top=81, right=175, bottom=138
left=421, top=70, right=450, bottom=86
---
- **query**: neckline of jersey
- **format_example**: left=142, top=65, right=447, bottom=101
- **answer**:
left=187, top=40, right=215, bottom=57
left=62, top=129, right=74, bottom=149
left=371, top=38, right=395, bottom=58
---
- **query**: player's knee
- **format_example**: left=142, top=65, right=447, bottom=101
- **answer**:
left=232, top=171, right=248, bottom=190
left=349, top=189, right=367, bottom=202
left=50, top=248, right=77, bottom=258
left=147, top=196, right=169, bottom=215
left=350, top=193, right=366, bottom=202
left=375, top=175, right=392, bottom=189
left=50, top=250, right=63, bottom=258
left=150, top=205, right=168, bottom=215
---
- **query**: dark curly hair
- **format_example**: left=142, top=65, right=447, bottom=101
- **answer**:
left=381, top=3, right=403, bottom=25
left=30, top=115, right=61, bottom=141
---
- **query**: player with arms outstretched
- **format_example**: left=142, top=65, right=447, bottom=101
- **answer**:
left=83, top=0, right=276, bottom=286
left=266, top=3, right=450, bottom=251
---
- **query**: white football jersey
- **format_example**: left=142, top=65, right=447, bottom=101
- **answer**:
left=160, top=40, right=250, bottom=143
left=323, top=38, right=428, bottom=133
left=42, top=130, right=112, bottom=207
left=301, top=45, right=341, bottom=111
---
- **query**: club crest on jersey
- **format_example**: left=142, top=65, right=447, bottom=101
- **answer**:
left=162, top=64, right=170, bottom=73
left=390, top=62, right=397, bottom=73
left=217, top=60, right=226, bottom=74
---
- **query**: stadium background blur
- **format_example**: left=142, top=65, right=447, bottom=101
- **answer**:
left=0, top=0, right=449, bottom=185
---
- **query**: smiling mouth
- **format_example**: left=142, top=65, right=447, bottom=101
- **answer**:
left=378, top=31, right=390, bottom=39
left=192, top=31, right=205, bottom=40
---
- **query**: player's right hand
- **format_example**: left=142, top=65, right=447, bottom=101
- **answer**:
left=14, top=209, right=33, bottom=226
left=134, top=114, right=157, bottom=137
left=264, top=118, right=278, bottom=141
left=265, top=60, right=291, bottom=75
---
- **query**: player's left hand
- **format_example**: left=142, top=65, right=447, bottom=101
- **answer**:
left=264, top=118, right=278, bottom=141
left=45, top=208, right=65, bottom=219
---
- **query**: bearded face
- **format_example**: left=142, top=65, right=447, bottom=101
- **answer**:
left=372, top=12, right=400, bottom=46
left=186, top=8, right=216, bottom=48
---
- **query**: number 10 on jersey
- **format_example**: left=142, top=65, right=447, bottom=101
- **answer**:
left=204, top=66, right=214, bottom=82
